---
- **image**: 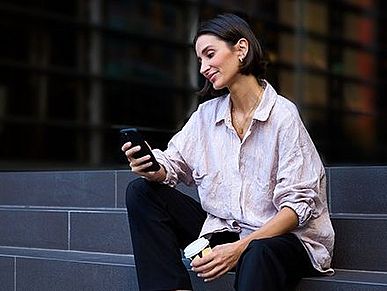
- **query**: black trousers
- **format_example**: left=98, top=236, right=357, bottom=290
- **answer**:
left=126, top=178, right=318, bottom=291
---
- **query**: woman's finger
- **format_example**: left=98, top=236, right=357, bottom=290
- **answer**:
left=199, top=264, right=228, bottom=282
left=130, top=154, right=151, bottom=166
left=121, top=142, right=132, bottom=152
left=124, top=145, right=141, bottom=160
left=131, top=161, right=153, bottom=172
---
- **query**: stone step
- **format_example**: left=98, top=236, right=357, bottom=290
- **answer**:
left=0, top=170, right=199, bottom=209
left=0, top=207, right=132, bottom=255
left=331, top=214, right=387, bottom=272
left=0, top=170, right=133, bottom=209
left=296, top=270, right=387, bottom=291
left=1, top=247, right=386, bottom=291
left=328, top=166, right=387, bottom=215
left=2, top=166, right=387, bottom=214
left=191, top=269, right=387, bottom=291
left=1, top=208, right=387, bottom=272
left=0, top=247, right=138, bottom=291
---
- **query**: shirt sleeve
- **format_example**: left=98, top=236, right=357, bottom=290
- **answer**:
left=272, top=110, right=324, bottom=227
left=152, top=110, right=200, bottom=187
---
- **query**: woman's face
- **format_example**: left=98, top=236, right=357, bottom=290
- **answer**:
left=195, top=34, right=241, bottom=90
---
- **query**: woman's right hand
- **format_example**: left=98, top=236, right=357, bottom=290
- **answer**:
left=121, top=142, right=166, bottom=182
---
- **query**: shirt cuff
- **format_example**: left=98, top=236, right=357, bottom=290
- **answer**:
left=162, top=168, right=178, bottom=187
left=152, top=149, right=178, bottom=187
left=280, top=201, right=314, bottom=226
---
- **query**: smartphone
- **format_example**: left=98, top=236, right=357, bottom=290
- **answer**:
left=120, top=128, right=161, bottom=172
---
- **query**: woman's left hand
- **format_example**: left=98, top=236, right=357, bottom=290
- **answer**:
left=191, top=241, right=246, bottom=282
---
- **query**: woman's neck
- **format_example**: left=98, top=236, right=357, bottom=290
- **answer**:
left=229, top=75, right=263, bottom=113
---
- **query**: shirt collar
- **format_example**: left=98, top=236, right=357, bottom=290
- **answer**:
left=252, top=80, right=278, bottom=122
left=215, top=94, right=232, bottom=124
left=215, top=80, right=278, bottom=124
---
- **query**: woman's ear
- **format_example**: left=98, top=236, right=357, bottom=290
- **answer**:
left=236, top=38, right=249, bottom=60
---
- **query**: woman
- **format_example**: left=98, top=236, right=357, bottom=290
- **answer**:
left=122, top=13, right=334, bottom=291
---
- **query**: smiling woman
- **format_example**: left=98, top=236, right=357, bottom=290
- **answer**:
left=123, top=13, right=334, bottom=291
left=194, top=14, right=267, bottom=98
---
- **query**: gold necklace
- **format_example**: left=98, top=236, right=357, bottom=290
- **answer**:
left=231, top=89, right=262, bottom=136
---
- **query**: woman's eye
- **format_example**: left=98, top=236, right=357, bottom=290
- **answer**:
left=207, top=52, right=214, bottom=58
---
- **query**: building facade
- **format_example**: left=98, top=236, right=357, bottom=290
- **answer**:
left=0, top=0, right=386, bottom=168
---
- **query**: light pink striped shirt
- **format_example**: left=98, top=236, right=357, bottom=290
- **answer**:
left=153, top=81, right=335, bottom=273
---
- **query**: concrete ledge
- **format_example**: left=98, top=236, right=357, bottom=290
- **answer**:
left=331, top=214, right=387, bottom=271
left=1, top=247, right=387, bottom=291
left=297, top=269, right=387, bottom=291
left=0, top=207, right=132, bottom=254
left=329, top=166, right=387, bottom=214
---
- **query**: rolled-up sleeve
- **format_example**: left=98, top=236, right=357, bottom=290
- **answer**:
left=279, top=199, right=315, bottom=226
left=153, top=142, right=193, bottom=187
left=152, top=148, right=179, bottom=186
left=273, top=113, right=323, bottom=227
left=152, top=110, right=201, bottom=187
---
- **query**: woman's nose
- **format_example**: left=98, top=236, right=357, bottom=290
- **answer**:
left=200, top=61, right=209, bottom=75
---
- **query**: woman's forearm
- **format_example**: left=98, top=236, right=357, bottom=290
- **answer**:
left=236, top=207, right=299, bottom=253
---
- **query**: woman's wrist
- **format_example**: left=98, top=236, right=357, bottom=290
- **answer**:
left=235, top=237, right=250, bottom=255
left=154, top=164, right=167, bottom=183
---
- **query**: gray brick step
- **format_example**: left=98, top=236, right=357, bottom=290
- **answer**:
left=1, top=167, right=387, bottom=215
left=296, top=270, right=387, bottom=291
left=1, top=247, right=386, bottom=291
left=328, top=166, right=387, bottom=215
left=331, top=214, right=387, bottom=272
left=0, top=170, right=135, bottom=209
left=0, top=170, right=199, bottom=209
left=1, top=167, right=387, bottom=290
left=0, top=247, right=138, bottom=291
left=2, top=209, right=387, bottom=272
left=190, top=269, right=387, bottom=291
left=0, top=207, right=132, bottom=255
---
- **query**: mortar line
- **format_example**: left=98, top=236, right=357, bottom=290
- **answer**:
left=68, top=212, right=71, bottom=250
left=14, top=257, right=16, bottom=291
left=114, top=171, right=118, bottom=208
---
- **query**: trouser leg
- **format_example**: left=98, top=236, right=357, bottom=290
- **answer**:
left=234, top=233, right=318, bottom=291
left=126, top=178, right=206, bottom=291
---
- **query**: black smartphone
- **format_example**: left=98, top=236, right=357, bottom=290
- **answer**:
left=120, top=128, right=161, bottom=172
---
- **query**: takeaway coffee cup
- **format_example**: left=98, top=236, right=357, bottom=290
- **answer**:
left=184, top=237, right=212, bottom=261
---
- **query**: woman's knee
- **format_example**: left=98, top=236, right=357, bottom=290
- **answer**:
left=236, top=239, right=289, bottom=291
left=237, top=236, right=297, bottom=277
left=125, top=178, right=153, bottom=210
left=244, top=239, right=272, bottom=259
left=238, top=238, right=280, bottom=270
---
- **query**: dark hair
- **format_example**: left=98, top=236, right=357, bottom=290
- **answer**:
left=194, top=13, right=267, bottom=98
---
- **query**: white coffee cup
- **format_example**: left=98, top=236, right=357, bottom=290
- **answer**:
left=184, top=237, right=212, bottom=261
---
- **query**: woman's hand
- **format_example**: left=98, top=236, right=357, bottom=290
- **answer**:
left=121, top=141, right=166, bottom=182
left=191, top=207, right=299, bottom=282
left=191, top=241, right=247, bottom=282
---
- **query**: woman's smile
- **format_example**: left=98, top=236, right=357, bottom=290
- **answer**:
left=208, top=71, right=219, bottom=83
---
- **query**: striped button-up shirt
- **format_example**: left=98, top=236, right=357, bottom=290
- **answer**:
left=153, top=81, right=335, bottom=273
